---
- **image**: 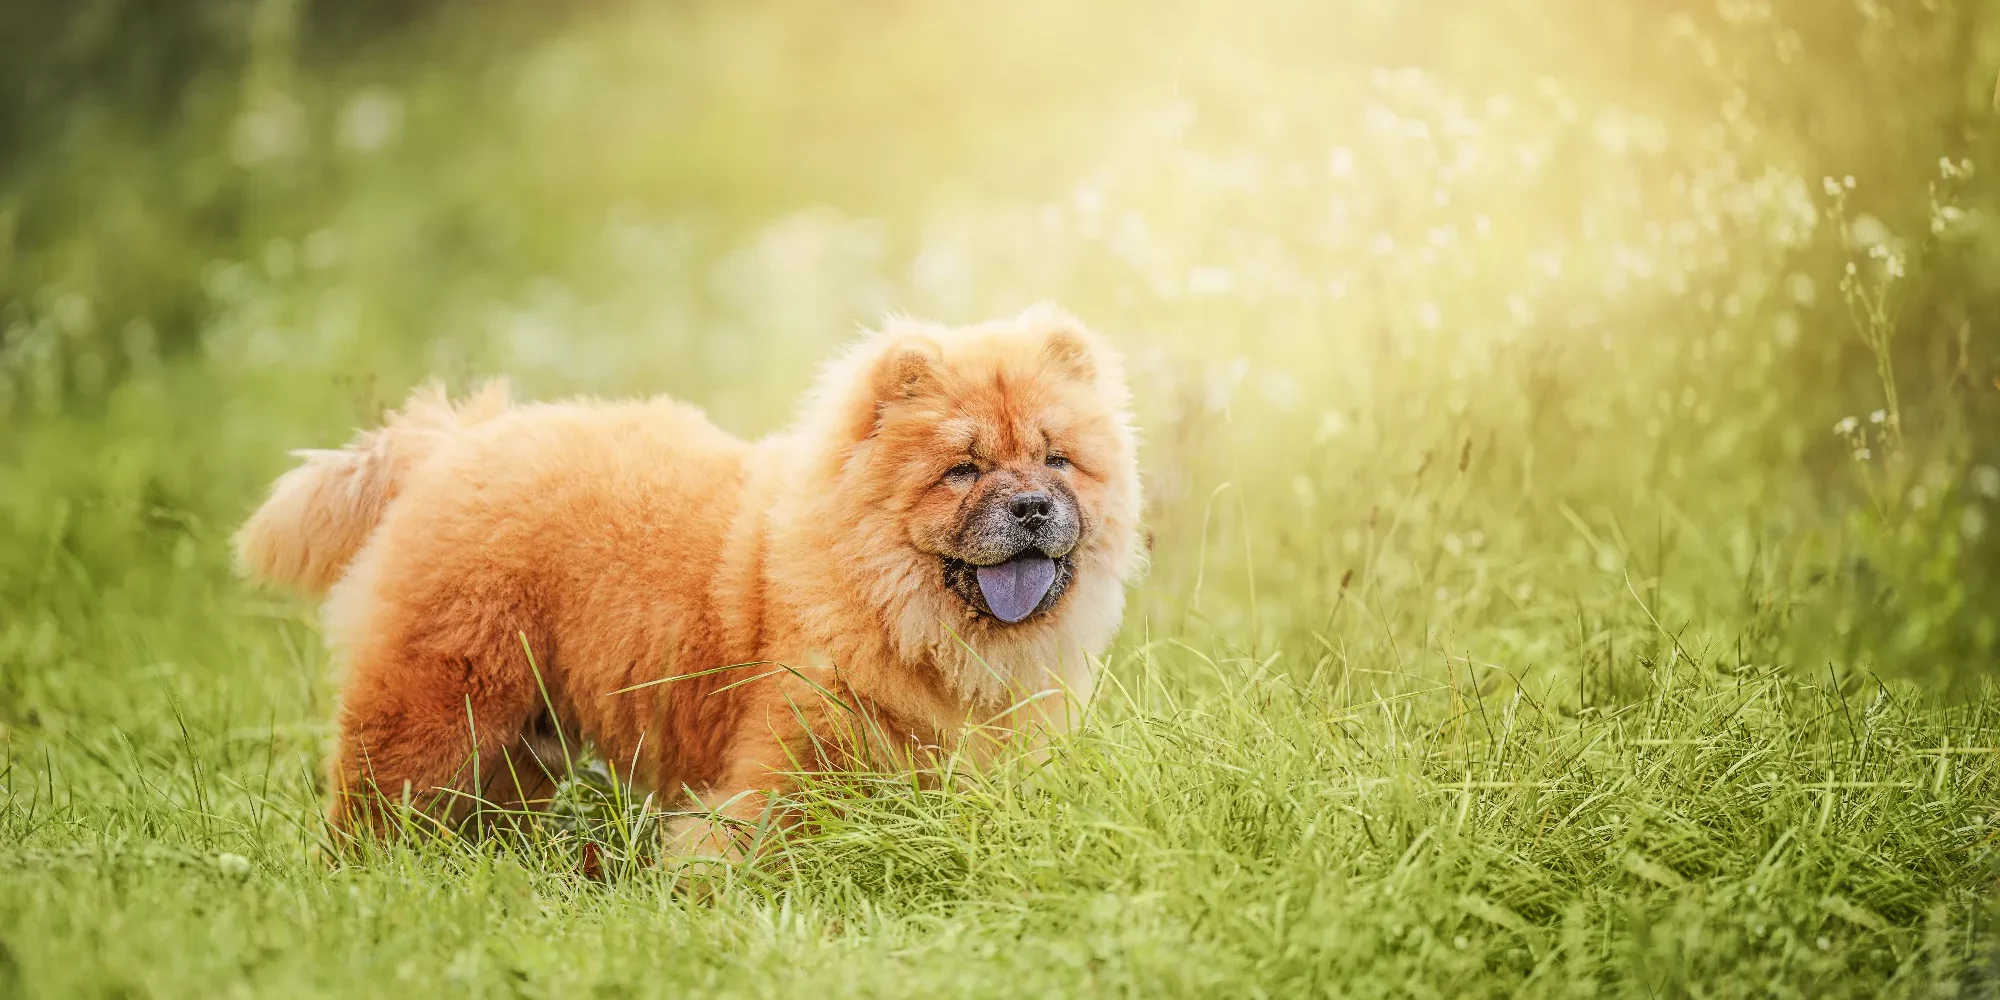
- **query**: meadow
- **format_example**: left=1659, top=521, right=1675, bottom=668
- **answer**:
left=3, top=1, right=1999, bottom=996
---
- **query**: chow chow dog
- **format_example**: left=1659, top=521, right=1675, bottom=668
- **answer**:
left=237, top=305, right=1142, bottom=858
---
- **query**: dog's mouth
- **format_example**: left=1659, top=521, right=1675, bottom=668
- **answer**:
left=941, top=551, right=1076, bottom=624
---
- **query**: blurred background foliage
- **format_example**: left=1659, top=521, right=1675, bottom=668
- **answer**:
left=3, top=0, right=1998, bottom=698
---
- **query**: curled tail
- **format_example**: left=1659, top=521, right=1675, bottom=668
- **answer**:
left=235, top=380, right=511, bottom=596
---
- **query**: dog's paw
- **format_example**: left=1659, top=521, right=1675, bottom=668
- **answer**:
left=663, top=814, right=752, bottom=863
left=657, top=816, right=753, bottom=901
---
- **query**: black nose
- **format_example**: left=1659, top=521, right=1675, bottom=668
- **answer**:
left=1008, top=491, right=1055, bottom=525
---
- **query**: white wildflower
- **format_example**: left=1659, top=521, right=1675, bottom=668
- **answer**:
left=339, top=89, right=404, bottom=152
left=1314, top=410, right=1348, bottom=443
left=1186, top=267, right=1236, bottom=296
left=1773, top=312, right=1799, bottom=347
left=1329, top=147, right=1355, bottom=177
left=1852, top=215, right=1890, bottom=248
left=1292, top=475, right=1318, bottom=508
left=1260, top=371, right=1300, bottom=411
left=1974, top=465, right=2000, bottom=498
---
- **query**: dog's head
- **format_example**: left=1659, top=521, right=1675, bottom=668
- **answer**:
left=798, top=305, right=1143, bottom=701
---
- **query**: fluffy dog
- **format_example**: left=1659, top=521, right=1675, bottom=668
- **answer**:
left=237, top=305, right=1143, bottom=857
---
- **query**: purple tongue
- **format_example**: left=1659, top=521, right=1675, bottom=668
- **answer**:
left=974, top=555, right=1058, bottom=624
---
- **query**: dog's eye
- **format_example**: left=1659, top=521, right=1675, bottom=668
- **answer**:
left=946, top=462, right=980, bottom=482
left=1045, top=453, right=1070, bottom=470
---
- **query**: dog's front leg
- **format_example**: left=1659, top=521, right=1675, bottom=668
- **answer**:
left=661, top=692, right=823, bottom=863
left=663, top=777, right=781, bottom=863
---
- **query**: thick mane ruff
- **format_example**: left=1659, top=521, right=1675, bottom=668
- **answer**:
left=768, top=305, right=1144, bottom=711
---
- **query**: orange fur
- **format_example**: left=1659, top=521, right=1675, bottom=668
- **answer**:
left=236, top=305, right=1143, bottom=856
left=234, top=380, right=512, bottom=595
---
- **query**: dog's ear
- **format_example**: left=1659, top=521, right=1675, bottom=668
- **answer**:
left=824, top=332, right=945, bottom=445
left=873, top=338, right=945, bottom=405
left=1043, top=328, right=1096, bottom=383
left=1023, top=303, right=1096, bottom=383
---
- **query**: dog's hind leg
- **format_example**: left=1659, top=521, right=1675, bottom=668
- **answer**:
left=481, top=720, right=577, bottom=829
left=326, top=638, right=548, bottom=843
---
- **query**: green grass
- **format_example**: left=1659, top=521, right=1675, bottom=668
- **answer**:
left=2, top=482, right=1995, bottom=996
left=5, top=1, right=2000, bottom=996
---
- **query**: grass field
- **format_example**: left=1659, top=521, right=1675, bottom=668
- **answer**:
left=4, top=2, right=2000, bottom=996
